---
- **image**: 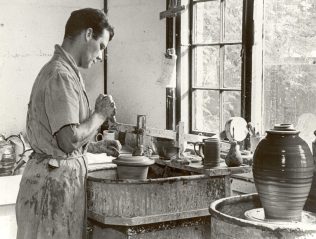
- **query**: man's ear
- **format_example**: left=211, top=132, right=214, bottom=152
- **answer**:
left=85, top=28, right=93, bottom=41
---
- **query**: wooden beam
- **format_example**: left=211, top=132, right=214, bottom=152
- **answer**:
left=160, top=5, right=186, bottom=19
left=114, top=122, right=213, bottom=143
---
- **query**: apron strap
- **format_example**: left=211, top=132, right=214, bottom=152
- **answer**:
left=30, top=151, right=85, bottom=168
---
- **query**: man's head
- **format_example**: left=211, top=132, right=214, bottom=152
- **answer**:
left=63, top=8, right=114, bottom=68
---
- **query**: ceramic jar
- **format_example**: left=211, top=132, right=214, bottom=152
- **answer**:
left=304, top=130, right=316, bottom=213
left=253, top=124, right=314, bottom=221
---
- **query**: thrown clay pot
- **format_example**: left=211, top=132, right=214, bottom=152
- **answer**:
left=194, top=137, right=220, bottom=167
left=225, top=141, right=243, bottom=167
left=305, top=130, right=316, bottom=213
left=253, top=124, right=314, bottom=221
left=112, top=154, right=154, bottom=180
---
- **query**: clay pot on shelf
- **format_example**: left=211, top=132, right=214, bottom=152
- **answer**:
left=225, top=141, right=243, bottom=167
left=225, top=141, right=242, bottom=167
left=154, top=138, right=179, bottom=160
left=194, top=137, right=220, bottom=168
left=253, top=124, right=314, bottom=221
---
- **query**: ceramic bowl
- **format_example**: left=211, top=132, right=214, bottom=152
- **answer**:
left=154, top=138, right=179, bottom=160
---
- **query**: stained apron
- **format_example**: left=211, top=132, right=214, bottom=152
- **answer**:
left=16, top=152, right=88, bottom=239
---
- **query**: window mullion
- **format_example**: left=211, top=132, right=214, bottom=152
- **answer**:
left=189, top=0, right=194, bottom=132
left=219, top=0, right=225, bottom=132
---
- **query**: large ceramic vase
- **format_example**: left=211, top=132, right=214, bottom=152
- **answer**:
left=253, top=124, right=314, bottom=221
left=305, top=130, right=316, bottom=213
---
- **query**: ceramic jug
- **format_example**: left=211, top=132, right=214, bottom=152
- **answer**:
left=253, top=124, right=314, bottom=221
left=225, top=141, right=243, bottom=167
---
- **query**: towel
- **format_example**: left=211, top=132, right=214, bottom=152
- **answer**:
left=86, top=152, right=115, bottom=165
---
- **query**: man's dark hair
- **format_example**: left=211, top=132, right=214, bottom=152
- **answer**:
left=64, top=8, right=114, bottom=41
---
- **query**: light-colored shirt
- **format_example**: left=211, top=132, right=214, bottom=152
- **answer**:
left=26, top=45, right=91, bottom=157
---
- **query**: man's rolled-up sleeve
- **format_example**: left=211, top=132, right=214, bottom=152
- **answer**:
left=45, top=72, right=80, bottom=135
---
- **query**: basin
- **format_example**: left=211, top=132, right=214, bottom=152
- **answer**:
left=209, top=193, right=316, bottom=239
left=87, top=162, right=231, bottom=239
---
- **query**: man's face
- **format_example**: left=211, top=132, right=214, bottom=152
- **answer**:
left=81, top=28, right=110, bottom=69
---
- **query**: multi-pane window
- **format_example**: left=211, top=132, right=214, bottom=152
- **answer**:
left=190, top=0, right=244, bottom=134
left=184, top=0, right=315, bottom=143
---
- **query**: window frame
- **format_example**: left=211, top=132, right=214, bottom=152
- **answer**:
left=175, top=0, right=253, bottom=135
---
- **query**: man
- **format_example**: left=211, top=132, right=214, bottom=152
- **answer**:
left=16, top=8, right=120, bottom=239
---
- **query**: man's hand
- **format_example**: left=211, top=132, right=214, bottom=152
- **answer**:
left=87, top=139, right=122, bottom=157
left=104, top=139, right=122, bottom=157
left=95, top=94, right=116, bottom=120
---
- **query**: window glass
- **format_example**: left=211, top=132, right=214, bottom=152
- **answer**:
left=194, top=1, right=221, bottom=44
left=223, top=91, right=241, bottom=125
left=224, top=45, right=242, bottom=88
left=193, top=46, right=220, bottom=88
left=225, top=0, right=243, bottom=42
left=193, top=90, right=220, bottom=133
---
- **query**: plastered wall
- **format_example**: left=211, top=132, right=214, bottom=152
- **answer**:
left=0, top=0, right=104, bottom=136
left=107, top=0, right=167, bottom=129
left=0, top=0, right=167, bottom=136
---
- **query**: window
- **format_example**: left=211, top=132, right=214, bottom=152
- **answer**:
left=178, top=0, right=314, bottom=140
left=189, top=0, right=245, bottom=134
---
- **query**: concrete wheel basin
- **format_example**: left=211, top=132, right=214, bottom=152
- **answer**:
left=87, top=163, right=229, bottom=226
left=209, top=193, right=316, bottom=239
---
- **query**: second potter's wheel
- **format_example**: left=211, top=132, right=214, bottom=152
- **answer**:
left=244, top=208, right=316, bottom=225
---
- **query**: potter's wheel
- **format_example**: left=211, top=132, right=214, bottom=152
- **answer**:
left=210, top=194, right=316, bottom=238
left=113, top=154, right=154, bottom=166
left=245, top=208, right=316, bottom=225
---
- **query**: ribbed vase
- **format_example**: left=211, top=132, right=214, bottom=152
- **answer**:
left=253, top=124, right=314, bottom=221
left=305, top=173, right=316, bottom=213
left=305, top=131, right=316, bottom=213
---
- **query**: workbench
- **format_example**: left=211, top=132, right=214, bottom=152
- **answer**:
left=86, top=155, right=251, bottom=239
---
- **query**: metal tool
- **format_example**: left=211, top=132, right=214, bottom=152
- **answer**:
left=132, top=115, right=146, bottom=156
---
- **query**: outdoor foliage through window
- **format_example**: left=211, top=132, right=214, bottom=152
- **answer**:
left=263, top=0, right=316, bottom=144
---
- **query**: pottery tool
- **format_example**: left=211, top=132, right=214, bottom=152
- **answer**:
left=132, top=115, right=146, bottom=156
left=247, top=122, right=256, bottom=136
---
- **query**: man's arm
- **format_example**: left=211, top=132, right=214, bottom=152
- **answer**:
left=55, top=112, right=105, bottom=153
left=55, top=94, right=115, bottom=154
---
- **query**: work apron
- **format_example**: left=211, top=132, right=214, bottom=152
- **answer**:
left=16, top=152, right=88, bottom=239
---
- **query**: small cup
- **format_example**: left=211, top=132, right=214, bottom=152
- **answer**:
left=96, top=130, right=116, bottom=141
left=194, top=137, right=220, bottom=167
